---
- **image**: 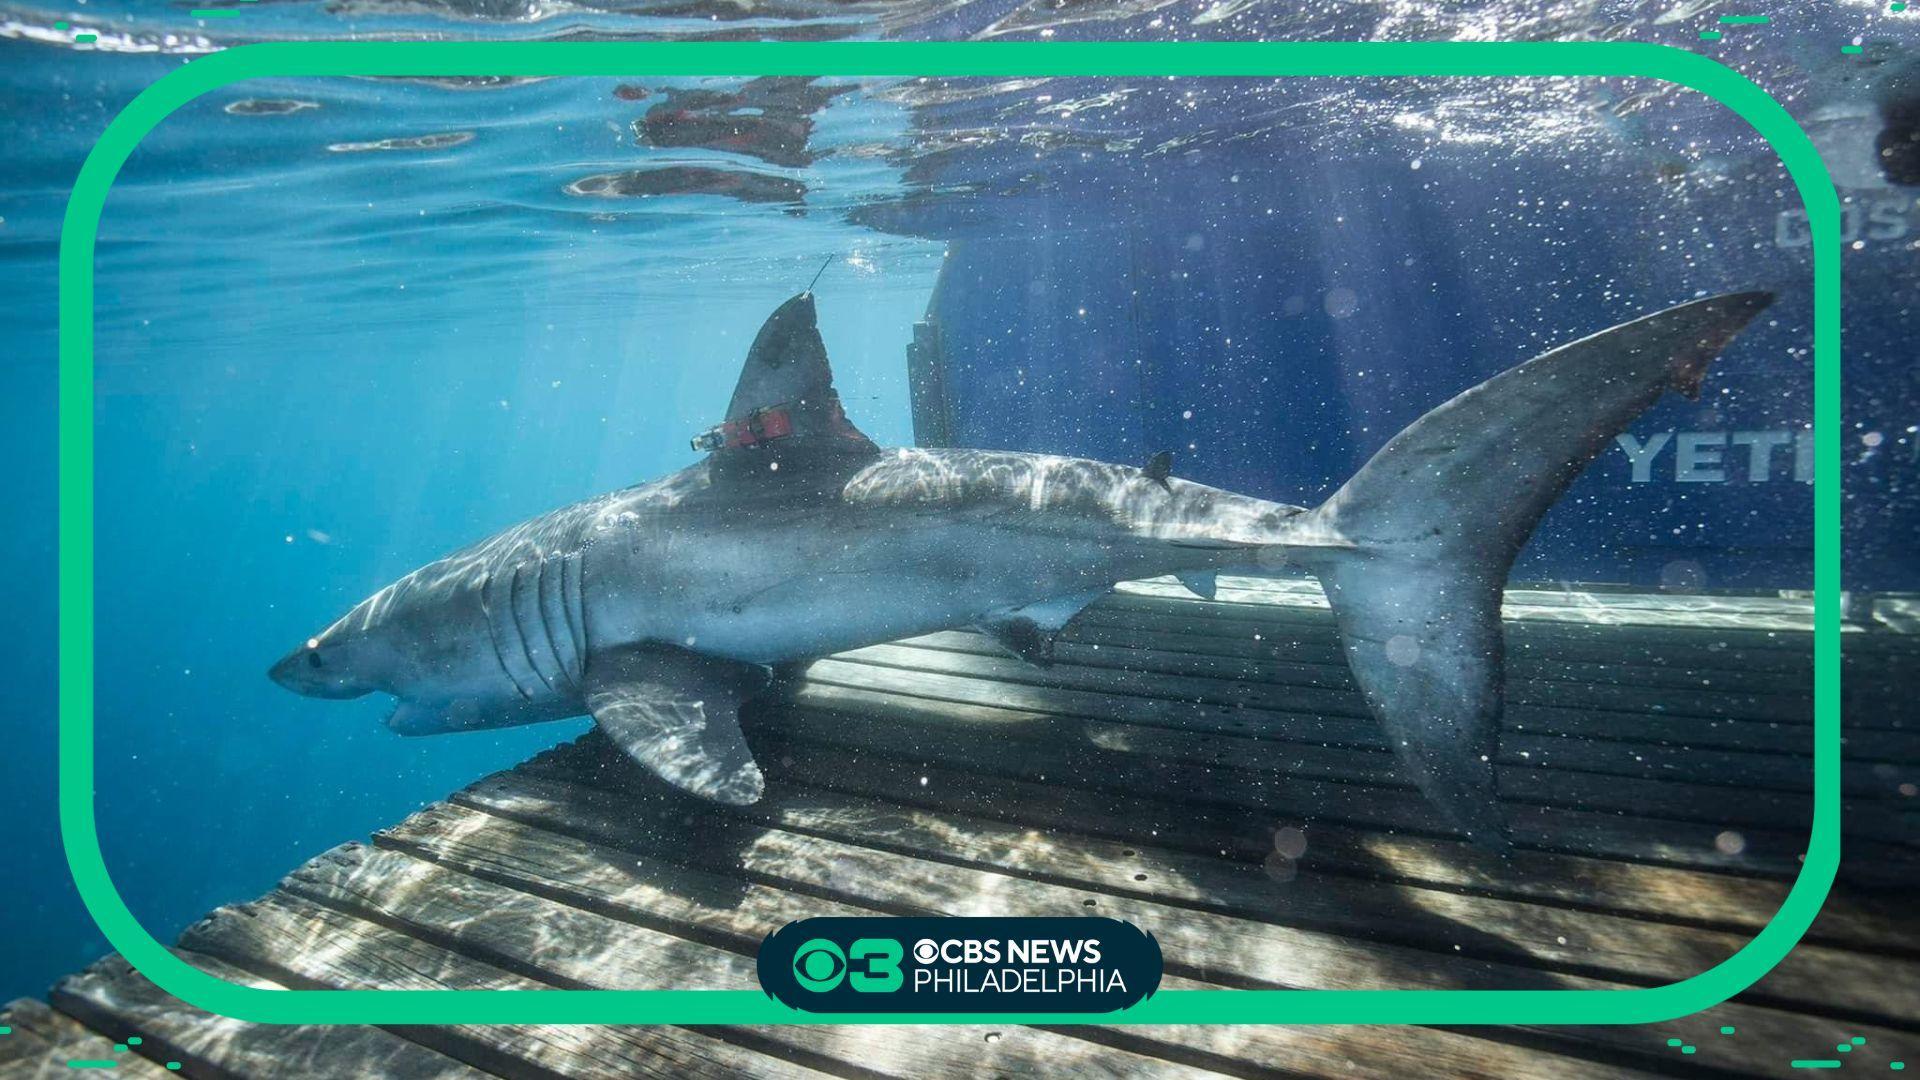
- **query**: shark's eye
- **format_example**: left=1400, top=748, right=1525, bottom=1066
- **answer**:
left=307, top=651, right=324, bottom=669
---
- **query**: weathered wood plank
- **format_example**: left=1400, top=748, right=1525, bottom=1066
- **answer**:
left=530, top=743, right=1918, bottom=1026
left=466, top=770, right=1596, bottom=998
left=833, top=638, right=1800, bottom=731
left=1084, top=595, right=1838, bottom=667
left=177, top=894, right=831, bottom=1080
left=787, top=662, right=1915, bottom=847
left=739, top=737, right=1917, bottom=954
left=1108, top=585, right=1826, bottom=645
left=825, top=642, right=1906, bottom=797
left=817, top=638, right=1912, bottom=807
left=0, top=998, right=174, bottom=1079
left=1113, top=578, right=1869, bottom=639
left=377, top=801, right=1652, bottom=1080
left=1148, top=577, right=1918, bottom=662
left=47, top=952, right=486, bottom=1080
left=756, top=687, right=1920, bottom=881
left=917, top=624, right=1920, bottom=765
left=738, top=788, right=1904, bottom=1019
left=278, top=841, right=1215, bottom=1080
left=900, top=627, right=1835, bottom=733
left=1075, top=612, right=1795, bottom=680
left=1130, top=574, right=1829, bottom=613
left=1122, top=575, right=1854, bottom=624
left=830, top=635, right=1909, bottom=773
left=874, top=632, right=1819, bottom=727
left=809, top=652, right=1849, bottom=806
left=432, top=772, right=1635, bottom=1076
left=1062, top=619, right=1823, bottom=699
left=1067, top=617, right=1918, bottom=723
left=455, top=763, right=1918, bottom=1074
left=1095, top=589, right=1920, bottom=706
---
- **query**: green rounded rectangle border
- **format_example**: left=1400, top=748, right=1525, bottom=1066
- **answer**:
left=58, top=40, right=1843, bottom=1026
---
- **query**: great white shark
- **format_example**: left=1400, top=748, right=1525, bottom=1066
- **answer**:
left=271, top=288, right=1772, bottom=848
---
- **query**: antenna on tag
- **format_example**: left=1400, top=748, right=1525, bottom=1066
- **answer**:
left=805, top=255, right=834, bottom=295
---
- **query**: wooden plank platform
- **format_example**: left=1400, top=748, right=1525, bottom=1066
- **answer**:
left=6, top=579, right=1917, bottom=1079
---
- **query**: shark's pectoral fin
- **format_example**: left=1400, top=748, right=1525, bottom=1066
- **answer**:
left=976, top=589, right=1107, bottom=667
left=583, top=644, right=771, bottom=805
left=1174, top=569, right=1219, bottom=600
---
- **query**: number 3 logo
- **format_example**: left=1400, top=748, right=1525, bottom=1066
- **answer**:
left=849, top=938, right=903, bottom=992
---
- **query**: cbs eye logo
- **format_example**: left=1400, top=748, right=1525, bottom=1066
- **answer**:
left=791, top=938, right=903, bottom=993
left=791, top=939, right=848, bottom=991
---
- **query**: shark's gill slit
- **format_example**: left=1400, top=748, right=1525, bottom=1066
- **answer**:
left=510, top=560, right=564, bottom=697
left=480, top=566, right=536, bottom=703
left=566, top=550, right=592, bottom=678
left=535, top=554, right=581, bottom=693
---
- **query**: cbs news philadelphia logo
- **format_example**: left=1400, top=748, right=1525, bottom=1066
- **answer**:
left=759, top=916, right=1162, bottom=1014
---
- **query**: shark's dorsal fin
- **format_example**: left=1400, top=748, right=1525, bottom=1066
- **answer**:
left=726, top=292, right=834, bottom=422
left=1142, top=450, right=1174, bottom=491
left=695, top=292, right=878, bottom=479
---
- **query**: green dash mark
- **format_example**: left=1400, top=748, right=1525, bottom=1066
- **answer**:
left=1700, top=30, right=1723, bottom=40
left=189, top=7, right=240, bottom=16
left=75, top=33, right=95, bottom=42
left=1792, top=1063, right=1844, bottom=1071
left=64, top=1062, right=117, bottom=1071
left=166, top=1065, right=181, bottom=1072
left=1843, top=44, right=1864, bottom=53
left=1719, top=13, right=1770, bottom=22
left=1721, top=1027, right=1737, bottom=1035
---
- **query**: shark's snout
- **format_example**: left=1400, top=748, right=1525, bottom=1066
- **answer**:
left=269, top=635, right=377, bottom=700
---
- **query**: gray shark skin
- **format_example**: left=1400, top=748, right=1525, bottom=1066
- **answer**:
left=271, top=289, right=1773, bottom=848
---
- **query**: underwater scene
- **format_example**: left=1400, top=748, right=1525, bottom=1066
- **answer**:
left=1, top=0, right=1917, bottom=1075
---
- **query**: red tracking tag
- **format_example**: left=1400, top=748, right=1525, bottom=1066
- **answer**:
left=691, top=405, right=796, bottom=452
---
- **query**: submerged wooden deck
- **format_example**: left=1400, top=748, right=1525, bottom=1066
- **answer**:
left=6, top=578, right=1918, bottom=1078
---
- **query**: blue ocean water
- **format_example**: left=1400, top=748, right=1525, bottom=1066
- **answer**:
left=2, top=0, right=1915, bottom=1004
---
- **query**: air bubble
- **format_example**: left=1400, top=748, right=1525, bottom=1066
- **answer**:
left=1262, top=852, right=1298, bottom=883
left=1273, top=826, right=1307, bottom=859
left=1384, top=635, right=1420, bottom=667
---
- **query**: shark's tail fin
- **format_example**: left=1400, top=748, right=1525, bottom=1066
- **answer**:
left=1281, top=292, right=1774, bottom=849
